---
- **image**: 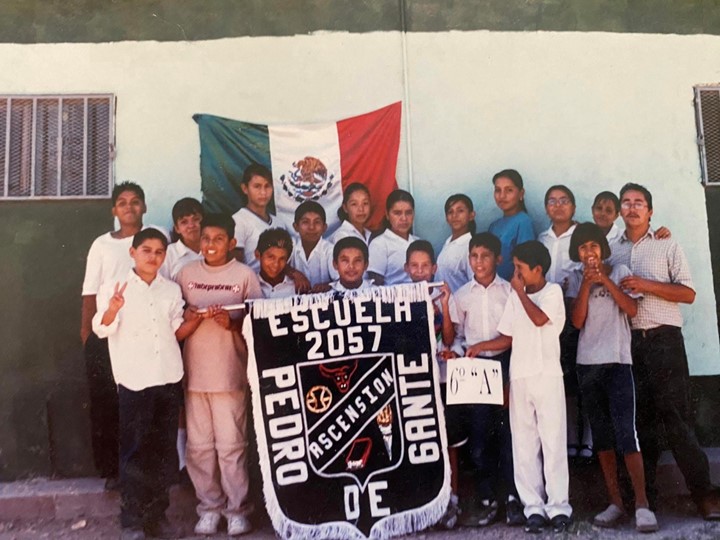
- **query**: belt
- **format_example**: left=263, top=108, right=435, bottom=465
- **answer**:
left=631, top=324, right=679, bottom=339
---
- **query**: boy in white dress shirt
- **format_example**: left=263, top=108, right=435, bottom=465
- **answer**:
left=93, top=228, right=198, bottom=540
left=330, top=237, right=373, bottom=291
left=290, top=200, right=336, bottom=291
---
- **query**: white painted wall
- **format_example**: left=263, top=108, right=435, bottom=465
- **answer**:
left=1, top=30, right=718, bottom=373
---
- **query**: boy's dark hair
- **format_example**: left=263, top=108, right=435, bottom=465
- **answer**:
left=201, top=213, right=235, bottom=239
left=544, top=184, right=576, bottom=206
left=619, top=182, right=653, bottom=210
left=444, top=193, right=477, bottom=234
left=492, top=169, right=527, bottom=213
left=257, top=228, right=293, bottom=256
left=512, top=241, right=551, bottom=276
left=294, top=200, right=327, bottom=224
left=569, top=222, right=611, bottom=262
left=592, top=191, right=620, bottom=213
left=333, top=237, right=368, bottom=263
left=469, top=232, right=501, bottom=257
left=406, top=240, right=436, bottom=264
left=241, top=163, right=272, bottom=186
left=112, top=181, right=145, bottom=205
left=172, top=197, right=204, bottom=223
left=132, top=227, right=168, bottom=249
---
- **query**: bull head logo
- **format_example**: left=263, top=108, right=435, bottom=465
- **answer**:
left=319, top=360, right=358, bottom=393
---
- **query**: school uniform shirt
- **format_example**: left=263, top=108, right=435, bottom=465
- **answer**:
left=566, top=264, right=635, bottom=366
left=496, top=282, right=565, bottom=381
left=368, top=229, right=419, bottom=285
left=82, top=226, right=170, bottom=296
left=92, top=269, right=184, bottom=391
left=232, top=207, right=290, bottom=273
left=450, top=275, right=511, bottom=358
left=435, top=233, right=474, bottom=293
left=605, top=223, right=623, bottom=253
left=176, top=258, right=262, bottom=392
left=329, top=220, right=372, bottom=245
left=330, top=279, right=375, bottom=292
left=160, top=240, right=203, bottom=280
left=259, top=274, right=296, bottom=299
left=430, top=289, right=467, bottom=384
left=488, top=212, right=535, bottom=281
left=291, top=238, right=338, bottom=287
left=538, top=224, right=582, bottom=288
left=608, top=228, right=694, bottom=330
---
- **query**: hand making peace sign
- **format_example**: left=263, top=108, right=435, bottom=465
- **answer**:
left=108, top=281, right=127, bottom=313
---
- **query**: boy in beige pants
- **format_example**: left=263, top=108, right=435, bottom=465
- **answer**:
left=176, top=214, right=262, bottom=536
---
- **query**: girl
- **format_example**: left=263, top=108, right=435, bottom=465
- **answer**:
left=161, top=197, right=204, bottom=280
left=538, top=184, right=589, bottom=459
left=435, top=194, right=476, bottom=292
left=330, top=183, right=373, bottom=245
left=488, top=169, right=535, bottom=280
left=231, top=163, right=291, bottom=273
left=567, top=223, right=658, bottom=533
left=368, top=189, right=419, bottom=286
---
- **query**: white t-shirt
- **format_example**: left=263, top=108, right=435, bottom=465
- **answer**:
left=232, top=207, right=290, bottom=273
left=538, top=224, right=582, bottom=288
left=435, top=232, right=473, bottom=293
left=160, top=240, right=202, bottom=281
left=329, top=220, right=372, bottom=245
left=451, top=275, right=511, bottom=357
left=81, top=225, right=170, bottom=296
left=368, top=229, right=419, bottom=285
left=497, top=282, right=565, bottom=381
left=291, top=238, right=338, bottom=287
left=566, top=264, right=635, bottom=366
left=92, top=269, right=184, bottom=391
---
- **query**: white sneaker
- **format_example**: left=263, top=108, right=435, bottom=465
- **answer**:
left=227, top=515, right=252, bottom=536
left=194, top=512, right=221, bottom=535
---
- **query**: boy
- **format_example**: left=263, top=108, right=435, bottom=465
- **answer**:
left=496, top=241, right=571, bottom=534
left=448, top=233, right=523, bottom=528
left=255, top=228, right=296, bottom=299
left=404, top=240, right=464, bottom=528
left=92, top=228, right=195, bottom=540
left=291, top=200, right=337, bottom=291
left=81, top=181, right=153, bottom=488
left=176, top=214, right=262, bottom=536
left=330, top=237, right=374, bottom=291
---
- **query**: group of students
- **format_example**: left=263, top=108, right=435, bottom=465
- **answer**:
left=80, top=164, right=720, bottom=539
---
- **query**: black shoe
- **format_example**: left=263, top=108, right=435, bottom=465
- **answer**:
left=144, top=518, right=183, bottom=539
left=506, top=498, right=526, bottom=526
left=104, top=476, right=120, bottom=491
left=550, top=513, right=572, bottom=533
left=524, top=513, right=546, bottom=534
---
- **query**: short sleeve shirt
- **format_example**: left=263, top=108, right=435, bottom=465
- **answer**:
left=538, top=224, right=582, bottom=288
left=232, top=208, right=290, bottom=273
left=291, top=238, right=337, bottom=287
left=497, top=282, right=565, bottom=380
left=608, top=229, right=694, bottom=330
left=160, top=241, right=202, bottom=280
left=329, top=220, right=372, bottom=245
left=488, top=212, right=535, bottom=280
left=368, top=230, right=419, bottom=285
left=566, top=264, right=634, bottom=365
left=435, top=233, right=473, bottom=293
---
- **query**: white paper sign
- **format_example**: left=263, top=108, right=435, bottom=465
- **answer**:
left=446, top=357, right=504, bottom=405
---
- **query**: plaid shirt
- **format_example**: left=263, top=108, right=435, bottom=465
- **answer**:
left=609, top=228, right=694, bottom=330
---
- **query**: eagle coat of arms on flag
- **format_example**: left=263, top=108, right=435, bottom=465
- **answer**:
left=243, top=283, right=450, bottom=539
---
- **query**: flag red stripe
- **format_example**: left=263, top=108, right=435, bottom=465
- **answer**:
left=337, top=102, right=401, bottom=231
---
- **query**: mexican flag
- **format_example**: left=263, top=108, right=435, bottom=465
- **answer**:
left=193, top=102, right=401, bottom=232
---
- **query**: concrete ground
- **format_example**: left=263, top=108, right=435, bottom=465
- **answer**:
left=2, top=450, right=720, bottom=539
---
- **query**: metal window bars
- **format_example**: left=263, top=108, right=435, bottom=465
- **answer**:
left=0, top=94, right=114, bottom=199
left=695, top=86, right=720, bottom=186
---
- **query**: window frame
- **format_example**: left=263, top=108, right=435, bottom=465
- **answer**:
left=0, top=93, right=115, bottom=200
left=694, top=85, right=720, bottom=187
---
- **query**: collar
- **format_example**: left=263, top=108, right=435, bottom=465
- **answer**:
left=542, top=222, right=577, bottom=240
left=259, top=274, right=293, bottom=289
left=469, top=273, right=504, bottom=290
left=446, top=231, right=472, bottom=245
left=620, top=226, right=655, bottom=244
left=127, top=268, right=164, bottom=287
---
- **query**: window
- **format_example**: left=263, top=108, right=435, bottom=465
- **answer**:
left=695, top=86, right=720, bottom=186
left=0, top=94, right=115, bottom=199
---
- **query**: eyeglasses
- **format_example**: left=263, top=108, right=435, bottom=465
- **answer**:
left=546, top=198, right=572, bottom=207
left=620, top=201, right=648, bottom=210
